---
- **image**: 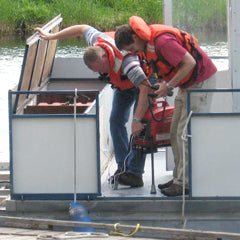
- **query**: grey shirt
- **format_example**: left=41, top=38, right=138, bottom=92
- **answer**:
left=83, top=27, right=147, bottom=87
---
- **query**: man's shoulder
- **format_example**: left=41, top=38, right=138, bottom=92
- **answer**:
left=84, top=27, right=103, bottom=46
left=155, top=32, right=177, bottom=42
left=123, top=54, right=139, bottom=62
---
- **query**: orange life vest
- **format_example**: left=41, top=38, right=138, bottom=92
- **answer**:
left=129, top=16, right=201, bottom=86
left=95, top=32, right=135, bottom=90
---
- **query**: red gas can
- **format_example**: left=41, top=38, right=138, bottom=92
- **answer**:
left=134, top=100, right=174, bottom=153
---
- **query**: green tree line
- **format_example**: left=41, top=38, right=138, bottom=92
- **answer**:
left=0, top=0, right=163, bottom=35
left=0, top=0, right=226, bottom=36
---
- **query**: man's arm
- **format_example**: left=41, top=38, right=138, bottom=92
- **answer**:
left=34, top=25, right=90, bottom=40
left=132, top=80, right=152, bottom=137
left=122, top=54, right=152, bottom=137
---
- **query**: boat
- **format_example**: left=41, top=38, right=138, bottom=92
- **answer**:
left=5, top=0, right=240, bottom=238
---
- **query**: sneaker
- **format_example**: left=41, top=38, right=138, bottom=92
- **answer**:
left=161, top=183, right=189, bottom=197
left=109, top=169, right=122, bottom=184
left=158, top=179, right=173, bottom=190
left=118, top=172, right=143, bottom=188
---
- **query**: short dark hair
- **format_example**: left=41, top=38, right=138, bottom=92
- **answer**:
left=83, top=46, right=102, bottom=68
left=115, top=24, right=135, bottom=50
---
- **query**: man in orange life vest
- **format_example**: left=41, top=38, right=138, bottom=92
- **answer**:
left=35, top=24, right=153, bottom=188
left=115, top=16, right=217, bottom=196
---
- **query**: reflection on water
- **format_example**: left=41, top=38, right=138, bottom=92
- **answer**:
left=201, top=42, right=228, bottom=57
left=56, top=38, right=87, bottom=57
left=0, top=36, right=229, bottom=162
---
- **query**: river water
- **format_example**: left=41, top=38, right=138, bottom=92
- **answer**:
left=0, top=37, right=228, bottom=163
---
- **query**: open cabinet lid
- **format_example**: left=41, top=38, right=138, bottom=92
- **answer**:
left=14, top=14, right=63, bottom=113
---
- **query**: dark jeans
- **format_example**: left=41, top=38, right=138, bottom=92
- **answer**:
left=110, top=88, right=146, bottom=177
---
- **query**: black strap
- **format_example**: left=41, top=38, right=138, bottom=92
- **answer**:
left=99, top=73, right=110, bottom=82
left=180, top=31, right=203, bottom=81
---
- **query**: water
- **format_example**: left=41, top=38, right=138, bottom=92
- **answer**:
left=0, top=38, right=86, bottom=162
left=0, top=38, right=228, bottom=162
left=0, top=46, right=24, bottom=162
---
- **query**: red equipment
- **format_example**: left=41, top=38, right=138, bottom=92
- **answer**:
left=134, top=98, right=174, bottom=194
left=134, top=100, right=174, bottom=153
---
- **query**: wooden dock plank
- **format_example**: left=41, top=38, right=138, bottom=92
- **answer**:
left=0, top=227, right=164, bottom=240
left=0, top=216, right=239, bottom=239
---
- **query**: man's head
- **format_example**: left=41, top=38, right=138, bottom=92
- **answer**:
left=83, top=46, right=111, bottom=74
left=115, top=24, right=147, bottom=54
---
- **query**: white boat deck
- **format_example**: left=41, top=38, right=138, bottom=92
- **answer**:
left=101, top=150, right=173, bottom=198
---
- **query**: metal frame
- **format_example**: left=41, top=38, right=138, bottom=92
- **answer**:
left=187, top=88, right=240, bottom=199
left=9, top=90, right=101, bottom=200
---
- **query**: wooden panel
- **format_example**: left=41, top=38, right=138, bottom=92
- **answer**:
left=14, top=15, right=63, bottom=113
left=30, top=39, right=48, bottom=91
left=17, top=44, right=37, bottom=107
left=41, top=25, right=60, bottom=83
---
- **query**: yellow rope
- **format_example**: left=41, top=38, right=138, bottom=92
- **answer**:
left=109, top=223, right=140, bottom=237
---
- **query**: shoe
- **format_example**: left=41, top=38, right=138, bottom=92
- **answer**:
left=158, top=179, right=173, bottom=190
left=118, top=172, right=143, bottom=187
left=161, top=183, right=189, bottom=197
left=109, top=169, right=122, bottom=184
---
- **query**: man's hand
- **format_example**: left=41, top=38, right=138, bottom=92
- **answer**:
left=154, top=82, right=168, bottom=98
left=34, top=27, right=53, bottom=40
left=132, top=121, right=143, bottom=137
left=35, top=25, right=90, bottom=41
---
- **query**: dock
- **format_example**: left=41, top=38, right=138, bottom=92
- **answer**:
left=0, top=227, right=158, bottom=240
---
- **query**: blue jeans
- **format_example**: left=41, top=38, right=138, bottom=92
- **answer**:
left=110, top=88, right=146, bottom=177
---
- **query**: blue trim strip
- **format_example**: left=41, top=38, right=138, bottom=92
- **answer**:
left=187, top=92, right=192, bottom=197
left=95, top=95, right=101, bottom=196
left=8, top=91, right=14, bottom=197
left=11, top=90, right=100, bottom=95
left=188, top=88, right=240, bottom=93
left=191, top=112, right=240, bottom=117
left=50, top=78, right=99, bottom=82
left=96, top=195, right=240, bottom=201
left=12, top=114, right=96, bottom=119
left=10, top=194, right=240, bottom=201
left=12, top=193, right=98, bottom=201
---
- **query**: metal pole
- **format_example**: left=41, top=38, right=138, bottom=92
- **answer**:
left=73, top=88, right=78, bottom=203
left=163, top=0, right=173, bottom=26
left=150, top=138, right=156, bottom=194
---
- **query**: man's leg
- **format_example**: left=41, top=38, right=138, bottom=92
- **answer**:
left=160, top=87, right=191, bottom=196
left=162, top=75, right=217, bottom=196
left=173, top=75, right=217, bottom=187
left=123, top=74, right=157, bottom=181
left=117, top=149, right=146, bottom=187
left=110, top=88, right=138, bottom=171
left=127, top=149, right=146, bottom=178
left=117, top=92, right=146, bottom=187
